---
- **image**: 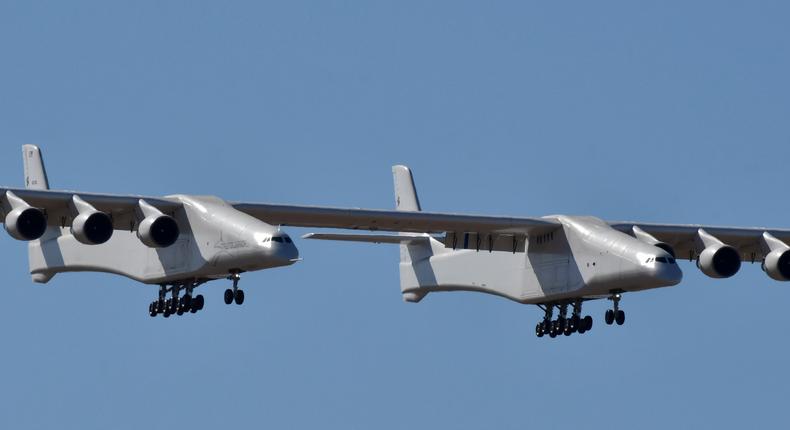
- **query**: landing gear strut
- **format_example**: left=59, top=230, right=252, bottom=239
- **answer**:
left=224, top=272, right=245, bottom=305
left=605, top=293, right=625, bottom=326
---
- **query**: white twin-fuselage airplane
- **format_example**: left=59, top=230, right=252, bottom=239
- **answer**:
left=5, top=146, right=790, bottom=338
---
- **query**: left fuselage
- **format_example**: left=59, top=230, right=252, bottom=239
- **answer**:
left=28, top=195, right=299, bottom=284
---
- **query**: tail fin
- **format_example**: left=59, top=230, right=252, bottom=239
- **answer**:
left=22, top=145, right=49, bottom=190
left=393, top=165, right=420, bottom=212
left=392, top=165, right=444, bottom=303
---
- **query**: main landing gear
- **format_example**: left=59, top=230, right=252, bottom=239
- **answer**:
left=604, top=293, right=626, bottom=326
left=535, top=300, right=593, bottom=339
left=148, top=282, right=205, bottom=318
left=224, top=272, right=245, bottom=306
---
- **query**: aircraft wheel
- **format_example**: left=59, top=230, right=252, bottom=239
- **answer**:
left=571, top=315, right=580, bottom=331
left=605, top=309, right=614, bottom=325
left=557, top=317, right=566, bottom=332
left=615, top=310, right=625, bottom=325
left=163, top=307, right=171, bottom=318
left=583, top=315, right=593, bottom=331
left=563, top=325, right=572, bottom=336
left=195, top=294, right=205, bottom=311
left=148, top=302, right=157, bottom=317
left=224, top=289, right=234, bottom=305
left=535, top=323, right=543, bottom=338
left=156, top=300, right=164, bottom=314
left=234, top=289, right=245, bottom=305
left=183, top=295, right=192, bottom=309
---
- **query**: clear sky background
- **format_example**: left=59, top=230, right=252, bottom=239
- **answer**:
left=1, top=1, right=789, bottom=429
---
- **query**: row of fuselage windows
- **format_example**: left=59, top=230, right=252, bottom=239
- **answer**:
left=534, top=232, right=555, bottom=245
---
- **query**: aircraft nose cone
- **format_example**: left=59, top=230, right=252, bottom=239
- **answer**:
left=275, top=242, right=299, bottom=265
left=657, top=263, right=683, bottom=286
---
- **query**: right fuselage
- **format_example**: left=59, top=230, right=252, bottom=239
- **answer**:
left=401, top=215, right=682, bottom=304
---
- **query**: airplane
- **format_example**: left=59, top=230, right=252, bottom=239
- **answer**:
left=262, top=165, right=790, bottom=339
left=7, top=146, right=790, bottom=337
left=5, top=145, right=300, bottom=317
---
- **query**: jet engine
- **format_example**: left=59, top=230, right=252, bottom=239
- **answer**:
left=697, top=244, right=741, bottom=278
left=763, top=249, right=790, bottom=281
left=137, top=214, right=180, bottom=248
left=71, top=210, right=114, bottom=245
left=5, top=206, right=47, bottom=241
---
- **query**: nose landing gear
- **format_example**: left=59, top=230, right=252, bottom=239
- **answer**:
left=224, top=272, right=245, bottom=305
left=605, top=293, right=625, bottom=326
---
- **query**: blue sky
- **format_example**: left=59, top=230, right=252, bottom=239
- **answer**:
left=1, top=1, right=789, bottom=429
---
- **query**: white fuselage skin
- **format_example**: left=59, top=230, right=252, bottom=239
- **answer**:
left=28, top=195, right=299, bottom=285
left=400, top=215, right=683, bottom=304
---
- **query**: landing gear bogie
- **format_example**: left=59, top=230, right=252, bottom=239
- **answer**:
left=535, top=301, right=594, bottom=339
left=149, top=282, right=206, bottom=318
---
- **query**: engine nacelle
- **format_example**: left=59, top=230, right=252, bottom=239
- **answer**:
left=697, top=244, right=741, bottom=278
left=71, top=211, right=113, bottom=245
left=137, top=214, right=180, bottom=248
left=5, top=206, right=47, bottom=241
left=763, top=249, right=790, bottom=281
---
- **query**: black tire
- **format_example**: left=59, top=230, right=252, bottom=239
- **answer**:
left=557, top=317, right=566, bottom=332
left=563, top=325, right=572, bottom=336
left=163, top=307, right=171, bottom=318
left=224, top=289, right=234, bottom=305
left=234, top=289, right=245, bottom=305
left=615, top=310, right=625, bottom=325
left=571, top=315, right=580, bottom=331
left=183, top=295, right=192, bottom=309
left=605, top=309, right=614, bottom=325
left=583, top=315, right=593, bottom=331
left=535, top=323, right=543, bottom=338
left=156, top=300, right=164, bottom=314
left=195, top=294, right=205, bottom=311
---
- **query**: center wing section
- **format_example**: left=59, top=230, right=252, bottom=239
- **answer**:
left=232, top=203, right=560, bottom=252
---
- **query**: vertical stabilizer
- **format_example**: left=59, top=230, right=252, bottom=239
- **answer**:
left=22, top=145, right=56, bottom=283
left=393, top=165, right=420, bottom=212
left=392, top=165, right=442, bottom=302
left=22, top=145, right=49, bottom=190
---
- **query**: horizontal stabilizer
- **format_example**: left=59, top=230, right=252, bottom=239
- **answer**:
left=302, top=233, right=430, bottom=245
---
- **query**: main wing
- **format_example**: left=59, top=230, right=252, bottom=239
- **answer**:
left=1, top=187, right=181, bottom=230
left=608, top=221, right=790, bottom=262
left=232, top=202, right=560, bottom=252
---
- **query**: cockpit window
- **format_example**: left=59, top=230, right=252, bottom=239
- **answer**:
left=272, top=236, right=284, bottom=243
left=655, top=257, right=677, bottom=264
left=271, top=235, right=293, bottom=244
left=284, top=236, right=293, bottom=243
